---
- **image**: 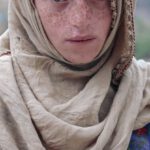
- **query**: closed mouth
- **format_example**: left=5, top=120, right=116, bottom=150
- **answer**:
left=66, top=36, right=96, bottom=43
left=68, top=39, right=95, bottom=42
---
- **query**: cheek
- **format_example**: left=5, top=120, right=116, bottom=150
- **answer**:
left=35, top=1, right=66, bottom=38
left=93, top=7, right=112, bottom=25
left=93, top=9, right=112, bottom=37
left=40, top=12, right=67, bottom=42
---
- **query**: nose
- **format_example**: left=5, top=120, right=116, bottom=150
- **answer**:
left=68, top=0, right=91, bottom=30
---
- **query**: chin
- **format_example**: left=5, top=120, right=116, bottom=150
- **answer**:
left=56, top=45, right=102, bottom=64
left=66, top=55, right=97, bottom=65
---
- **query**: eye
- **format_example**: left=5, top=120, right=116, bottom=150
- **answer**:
left=52, top=0, right=68, bottom=3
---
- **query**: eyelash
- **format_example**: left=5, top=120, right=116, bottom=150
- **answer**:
left=50, top=0, right=109, bottom=10
left=52, top=0, right=107, bottom=4
left=52, top=0, right=68, bottom=3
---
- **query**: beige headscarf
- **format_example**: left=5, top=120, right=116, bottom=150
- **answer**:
left=1, top=0, right=150, bottom=150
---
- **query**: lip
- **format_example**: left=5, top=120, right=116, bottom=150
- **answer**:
left=66, top=35, right=96, bottom=43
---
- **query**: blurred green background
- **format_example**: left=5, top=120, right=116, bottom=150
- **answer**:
left=136, top=0, right=150, bottom=59
left=0, top=0, right=150, bottom=59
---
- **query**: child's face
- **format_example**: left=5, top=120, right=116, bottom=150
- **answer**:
left=35, top=0, right=112, bottom=64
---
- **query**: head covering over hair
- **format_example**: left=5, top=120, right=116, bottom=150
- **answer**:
left=0, top=0, right=150, bottom=150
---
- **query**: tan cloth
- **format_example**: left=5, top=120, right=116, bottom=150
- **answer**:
left=1, top=0, right=150, bottom=150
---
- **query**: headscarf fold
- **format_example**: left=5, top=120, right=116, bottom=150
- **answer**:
left=1, top=0, right=150, bottom=150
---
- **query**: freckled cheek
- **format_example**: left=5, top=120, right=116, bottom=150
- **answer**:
left=95, top=8, right=111, bottom=21
left=94, top=10, right=112, bottom=28
left=43, top=14, right=68, bottom=41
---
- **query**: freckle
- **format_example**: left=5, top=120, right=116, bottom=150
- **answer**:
left=48, top=13, right=62, bottom=26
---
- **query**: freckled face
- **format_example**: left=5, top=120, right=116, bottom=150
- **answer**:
left=34, top=0, right=112, bottom=64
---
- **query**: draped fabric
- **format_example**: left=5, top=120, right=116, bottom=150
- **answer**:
left=1, top=0, right=150, bottom=150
